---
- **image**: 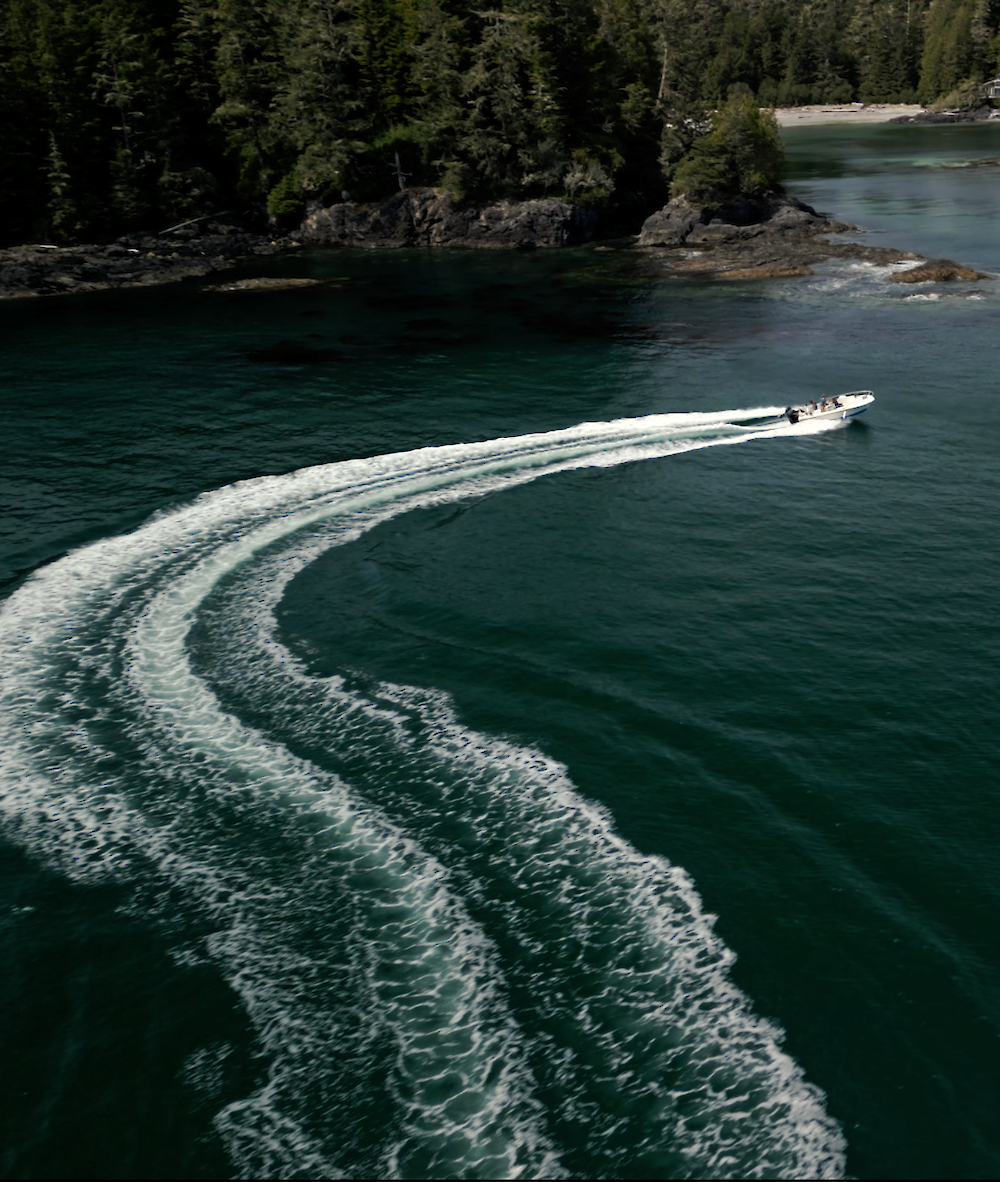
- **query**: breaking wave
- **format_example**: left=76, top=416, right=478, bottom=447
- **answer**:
left=0, top=410, right=847, bottom=1179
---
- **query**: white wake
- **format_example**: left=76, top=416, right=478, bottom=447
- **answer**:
left=0, top=409, right=847, bottom=1179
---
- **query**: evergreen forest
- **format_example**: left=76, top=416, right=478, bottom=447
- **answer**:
left=2, top=0, right=1000, bottom=244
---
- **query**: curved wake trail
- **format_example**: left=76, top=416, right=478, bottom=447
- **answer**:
left=0, top=410, right=846, bottom=1179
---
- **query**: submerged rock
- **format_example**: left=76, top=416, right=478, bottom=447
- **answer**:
left=213, top=276, right=322, bottom=292
left=717, top=262, right=816, bottom=280
left=298, top=188, right=597, bottom=250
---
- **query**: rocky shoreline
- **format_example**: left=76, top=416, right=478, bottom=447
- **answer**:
left=635, top=194, right=991, bottom=281
left=0, top=191, right=605, bottom=299
left=0, top=188, right=991, bottom=300
left=298, top=188, right=600, bottom=250
left=0, top=219, right=285, bottom=299
left=640, top=194, right=942, bottom=278
left=889, top=104, right=1000, bottom=124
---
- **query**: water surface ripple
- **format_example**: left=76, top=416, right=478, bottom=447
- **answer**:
left=2, top=121, right=1000, bottom=1181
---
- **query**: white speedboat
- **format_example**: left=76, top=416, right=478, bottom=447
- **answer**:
left=783, top=391, right=874, bottom=424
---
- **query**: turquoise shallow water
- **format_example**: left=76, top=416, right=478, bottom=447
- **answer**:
left=1, top=123, right=999, bottom=1179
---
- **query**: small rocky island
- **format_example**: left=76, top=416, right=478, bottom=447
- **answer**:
left=633, top=194, right=989, bottom=281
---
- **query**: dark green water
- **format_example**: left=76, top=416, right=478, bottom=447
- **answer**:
left=1, top=122, right=999, bottom=1180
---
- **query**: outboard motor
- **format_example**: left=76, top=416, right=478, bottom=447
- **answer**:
left=785, top=407, right=799, bottom=424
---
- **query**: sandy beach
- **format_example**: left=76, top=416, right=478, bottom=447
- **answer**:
left=774, top=103, right=924, bottom=126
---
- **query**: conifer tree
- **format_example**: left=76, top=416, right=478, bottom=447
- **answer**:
left=264, top=0, right=360, bottom=216
left=917, top=0, right=993, bottom=100
left=1, top=0, right=999, bottom=244
left=407, top=0, right=470, bottom=190
left=212, top=0, right=281, bottom=199
left=850, top=1, right=925, bottom=102
left=671, top=90, right=784, bottom=203
left=459, top=7, right=551, bottom=194
left=777, top=0, right=855, bottom=105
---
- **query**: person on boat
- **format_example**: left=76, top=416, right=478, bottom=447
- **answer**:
left=808, top=399, right=818, bottom=411
left=832, top=396, right=842, bottom=408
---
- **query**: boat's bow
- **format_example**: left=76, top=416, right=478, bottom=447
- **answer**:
left=840, top=390, right=875, bottom=417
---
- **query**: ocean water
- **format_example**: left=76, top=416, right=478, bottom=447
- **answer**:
left=1, top=122, right=999, bottom=1180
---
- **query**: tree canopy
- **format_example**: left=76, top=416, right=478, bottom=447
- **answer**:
left=671, top=92, right=784, bottom=204
left=1, top=0, right=998, bottom=243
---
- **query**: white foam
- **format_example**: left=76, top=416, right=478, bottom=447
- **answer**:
left=124, top=557, right=556, bottom=1175
left=206, top=573, right=847, bottom=1177
left=0, top=409, right=846, bottom=1178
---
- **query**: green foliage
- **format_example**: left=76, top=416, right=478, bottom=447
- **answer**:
left=357, top=0, right=417, bottom=122
left=774, top=0, right=856, bottom=106
left=266, top=171, right=306, bottom=223
left=1, top=0, right=999, bottom=243
left=671, top=93, right=784, bottom=204
left=850, top=1, right=925, bottom=102
left=919, top=0, right=997, bottom=103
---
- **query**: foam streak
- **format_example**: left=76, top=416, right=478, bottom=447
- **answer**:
left=0, top=409, right=846, bottom=1179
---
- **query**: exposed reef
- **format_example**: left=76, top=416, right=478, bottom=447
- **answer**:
left=0, top=220, right=283, bottom=299
left=636, top=194, right=841, bottom=248
left=212, top=276, right=322, bottom=292
left=888, top=259, right=990, bottom=283
left=635, top=194, right=990, bottom=283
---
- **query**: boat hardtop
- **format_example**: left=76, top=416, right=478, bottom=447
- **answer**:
left=784, top=390, right=874, bottom=424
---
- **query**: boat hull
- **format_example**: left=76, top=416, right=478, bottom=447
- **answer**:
left=731, top=392, right=874, bottom=431
left=788, top=391, right=874, bottom=424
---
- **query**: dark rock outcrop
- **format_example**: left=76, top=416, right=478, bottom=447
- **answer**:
left=299, top=188, right=597, bottom=250
left=634, top=192, right=992, bottom=282
left=890, top=105, right=1000, bottom=124
left=889, top=259, right=991, bottom=283
left=0, top=221, right=284, bottom=299
left=635, top=199, right=702, bottom=247
left=638, top=194, right=844, bottom=248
